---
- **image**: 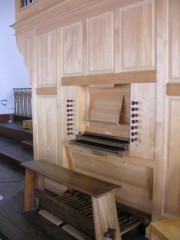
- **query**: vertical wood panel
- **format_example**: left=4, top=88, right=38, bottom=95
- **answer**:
left=151, top=0, right=169, bottom=221
left=37, top=96, right=58, bottom=164
left=37, top=31, right=57, bottom=86
left=130, top=83, right=156, bottom=160
left=169, top=0, right=180, bottom=81
left=87, top=12, right=114, bottom=73
left=62, top=22, right=83, bottom=76
left=163, top=98, right=180, bottom=217
left=17, top=29, right=35, bottom=83
left=120, top=1, right=154, bottom=70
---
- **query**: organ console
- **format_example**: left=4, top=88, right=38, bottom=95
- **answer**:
left=70, top=132, right=129, bottom=156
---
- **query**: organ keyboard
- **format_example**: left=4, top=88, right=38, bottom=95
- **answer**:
left=70, top=132, right=129, bottom=156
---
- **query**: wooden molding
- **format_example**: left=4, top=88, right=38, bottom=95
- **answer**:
left=36, top=87, right=57, bottom=95
left=61, top=70, right=156, bottom=86
left=166, top=83, right=180, bottom=96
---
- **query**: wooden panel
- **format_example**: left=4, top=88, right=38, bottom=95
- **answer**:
left=17, top=29, right=35, bottom=83
left=166, top=83, right=180, bottom=96
left=169, top=0, right=180, bottom=81
left=86, top=85, right=130, bottom=138
left=36, top=87, right=57, bottom=95
left=39, top=0, right=62, bottom=10
left=151, top=0, right=169, bottom=221
left=37, top=31, right=57, bottom=86
left=62, top=22, right=83, bottom=76
left=17, top=0, right=39, bottom=21
left=163, top=98, right=180, bottom=217
left=130, top=83, right=156, bottom=161
left=120, top=1, right=154, bottom=70
left=36, top=96, right=58, bottom=164
left=89, top=92, right=123, bottom=124
left=87, top=11, right=114, bottom=73
left=61, top=70, right=157, bottom=86
left=69, top=145, right=152, bottom=213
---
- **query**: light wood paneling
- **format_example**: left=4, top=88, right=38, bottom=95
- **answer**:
left=152, top=0, right=169, bottom=220
left=39, top=0, right=63, bottom=10
left=86, top=85, right=130, bottom=138
left=61, top=70, right=157, bottom=86
left=169, top=0, right=180, bottom=81
left=62, top=22, right=83, bottom=76
left=37, top=31, right=57, bottom=86
left=17, top=29, right=35, bottom=83
left=69, top=145, right=152, bottom=213
left=130, top=83, right=156, bottom=160
left=89, top=92, right=123, bottom=124
left=17, top=0, right=39, bottom=21
left=120, top=0, right=155, bottom=71
left=36, top=97, right=58, bottom=164
left=87, top=12, right=114, bottom=73
left=163, top=98, right=180, bottom=218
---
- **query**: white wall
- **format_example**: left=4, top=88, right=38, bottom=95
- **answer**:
left=0, top=0, right=31, bottom=114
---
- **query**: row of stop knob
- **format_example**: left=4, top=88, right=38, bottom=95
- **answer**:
left=67, top=99, right=74, bottom=135
left=131, top=101, right=138, bottom=142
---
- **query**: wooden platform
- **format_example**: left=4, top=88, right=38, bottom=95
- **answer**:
left=0, top=136, right=33, bottom=167
left=0, top=122, right=32, bottom=142
left=0, top=121, right=33, bottom=167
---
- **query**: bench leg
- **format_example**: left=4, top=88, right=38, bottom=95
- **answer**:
left=23, top=169, right=45, bottom=212
left=92, top=193, right=121, bottom=240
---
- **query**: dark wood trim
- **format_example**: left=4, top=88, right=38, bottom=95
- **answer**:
left=0, top=114, right=9, bottom=122
left=166, top=83, right=180, bottom=96
left=61, top=70, right=157, bottom=86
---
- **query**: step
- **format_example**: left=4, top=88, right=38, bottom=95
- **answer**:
left=21, top=140, right=33, bottom=152
left=0, top=149, right=33, bottom=167
left=0, top=122, right=32, bottom=142
left=0, top=137, right=33, bottom=168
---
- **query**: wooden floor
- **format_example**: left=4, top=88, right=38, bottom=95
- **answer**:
left=0, top=121, right=147, bottom=240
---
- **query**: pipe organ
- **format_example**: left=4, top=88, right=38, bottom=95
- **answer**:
left=12, top=0, right=180, bottom=239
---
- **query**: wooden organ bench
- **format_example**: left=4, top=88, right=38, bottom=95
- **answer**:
left=21, top=160, right=122, bottom=240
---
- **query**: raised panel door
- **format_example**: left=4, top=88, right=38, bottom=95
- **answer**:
left=119, top=0, right=155, bottom=71
left=163, top=98, right=180, bottom=218
left=62, top=22, right=83, bottom=76
left=87, top=11, right=114, bottom=74
left=37, top=31, right=57, bottom=86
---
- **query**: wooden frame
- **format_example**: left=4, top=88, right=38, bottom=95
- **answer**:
left=61, top=70, right=157, bottom=86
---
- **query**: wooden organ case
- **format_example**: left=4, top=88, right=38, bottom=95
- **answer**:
left=12, top=0, right=180, bottom=239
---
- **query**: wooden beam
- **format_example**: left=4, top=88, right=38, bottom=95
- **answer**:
left=166, top=83, right=180, bottom=96
left=61, top=70, right=157, bottom=86
left=36, top=87, right=57, bottom=95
